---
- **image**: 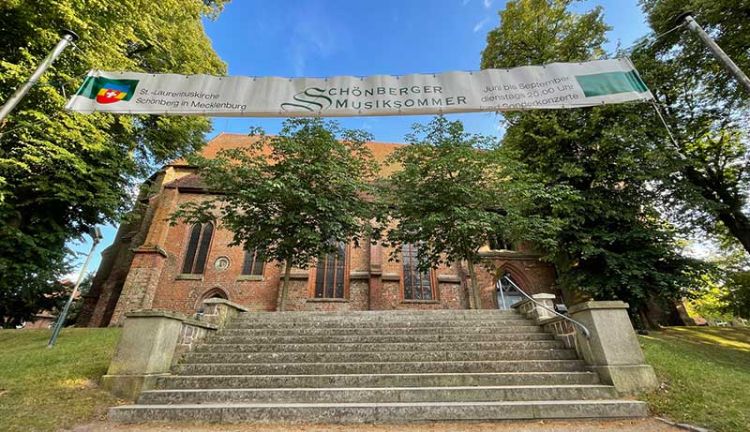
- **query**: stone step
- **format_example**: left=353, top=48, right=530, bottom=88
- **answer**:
left=218, top=325, right=543, bottom=336
left=225, top=321, right=536, bottom=330
left=226, top=318, right=534, bottom=329
left=193, top=340, right=565, bottom=353
left=237, top=310, right=522, bottom=319
left=182, top=349, right=578, bottom=364
left=109, top=400, right=649, bottom=423
left=210, top=332, right=555, bottom=345
left=174, top=360, right=587, bottom=375
left=157, top=371, right=602, bottom=389
left=137, top=385, right=618, bottom=405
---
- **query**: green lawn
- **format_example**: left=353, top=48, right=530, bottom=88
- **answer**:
left=640, top=327, right=750, bottom=432
left=1, top=325, right=748, bottom=432
left=0, top=328, right=122, bottom=432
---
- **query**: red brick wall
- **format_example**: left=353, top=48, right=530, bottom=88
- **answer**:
left=86, top=137, right=561, bottom=325
left=110, top=187, right=560, bottom=319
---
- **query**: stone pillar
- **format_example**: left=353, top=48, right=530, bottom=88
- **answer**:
left=569, top=301, right=658, bottom=395
left=531, top=293, right=556, bottom=320
left=201, top=297, right=249, bottom=327
left=108, top=187, right=178, bottom=326
left=108, top=246, right=168, bottom=326
left=101, top=310, right=186, bottom=400
left=101, top=297, right=251, bottom=400
left=369, top=242, right=382, bottom=310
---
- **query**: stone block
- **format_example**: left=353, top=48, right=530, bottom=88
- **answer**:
left=569, top=301, right=658, bottom=395
left=201, top=297, right=248, bottom=327
left=102, top=310, right=185, bottom=399
left=102, top=309, right=218, bottom=400
left=101, top=374, right=164, bottom=401
left=531, top=293, right=556, bottom=320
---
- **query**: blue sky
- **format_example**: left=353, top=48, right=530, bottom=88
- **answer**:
left=66, top=0, right=650, bottom=277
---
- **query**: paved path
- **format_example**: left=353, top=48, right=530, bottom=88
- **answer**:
left=71, top=418, right=683, bottom=432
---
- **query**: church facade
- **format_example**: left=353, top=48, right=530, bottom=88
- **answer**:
left=79, top=133, right=558, bottom=327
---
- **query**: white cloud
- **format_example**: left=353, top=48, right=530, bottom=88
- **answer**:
left=473, top=17, right=490, bottom=33
left=286, top=5, right=347, bottom=76
left=484, top=0, right=493, bottom=8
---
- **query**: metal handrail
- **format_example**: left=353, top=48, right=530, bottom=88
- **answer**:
left=500, top=275, right=591, bottom=339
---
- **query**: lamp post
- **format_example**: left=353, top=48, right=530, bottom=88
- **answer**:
left=48, top=226, right=102, bottom=348
left=0, top=29, right=79, bottom=123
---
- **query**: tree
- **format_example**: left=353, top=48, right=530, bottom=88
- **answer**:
left=382, top=116, right=503, bottom=308
left=170, top=118, right=380, bottom=310
left=481, top=0, right=696, bottom=313
left=0, top=0, right=228, bottom=325
left=632, top=0, right=750, bottom=253
left=690, top=243, right=750, bottom=320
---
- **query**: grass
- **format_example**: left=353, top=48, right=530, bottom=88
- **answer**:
left=0, top=328, right=122, bottom=432
left=640, top=327, right=750, bottom=432
left=1, top=324, right=748, bottom=432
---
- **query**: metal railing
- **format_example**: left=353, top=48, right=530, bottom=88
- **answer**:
left=500, top=275, right=591, bottom=339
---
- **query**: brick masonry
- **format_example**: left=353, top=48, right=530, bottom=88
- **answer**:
left=81, top=134, right=559, bottom=326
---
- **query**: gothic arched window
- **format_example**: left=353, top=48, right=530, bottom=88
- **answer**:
left=402, top=243, right=435, bottom=301
left=181, top=222, right=214, bottom=274
left=314, top=242, right=347, bottom=299
left=242, top=247, right=266, bottom=276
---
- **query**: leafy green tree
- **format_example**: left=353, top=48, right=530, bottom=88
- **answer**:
left=170, top=118, right=380, bottom=310
left=0, top=0, right=227, bottom=325
left=691, top=244, right=750, bottom=320
left=632, top=0, right=750, bottom=253
left=482, top=0, right=608, bottom=67
left=382, top=116, right=503, bottom=308
left=481, top=0, right=696, bottom=311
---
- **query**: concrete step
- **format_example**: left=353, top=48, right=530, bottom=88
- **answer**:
left=210, top=332, right=555, bottom=345
left=236, top=310, right=522, bottom=319
left=218, top=325, right=543, bottom=336
left=193, top=340, right=565, bottom=353
left=157, top=371, right=602, bottom=389
left=182, top=349, right=579, bottom=364
left=109, top=400, right=649, bottom=423
left=226, top=318, right=534, bottom=329
left=174, top=360, right=587, bottom=375
left=137, top=385, right=618, bottom=405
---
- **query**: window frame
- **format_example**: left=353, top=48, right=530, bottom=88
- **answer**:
left=400, top=243, right=438, bottom=302
left=241, top=247, right=266, bottom=277
left=309, top=242, right=350, bottom=300
left=488, top=233, right=514, bottom=251
left=180, top=222, right=215, bottom=275
left=496, top=271, right=524, bottom=310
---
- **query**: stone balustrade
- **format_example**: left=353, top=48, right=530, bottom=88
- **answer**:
left=514, top=296, right=658, bottom=395
left=101, top=298, right=248, bottom=400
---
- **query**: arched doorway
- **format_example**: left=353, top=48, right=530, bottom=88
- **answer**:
left=495, top=271, right=524, bottom=310
left=196, top=287, right=228, bottom=310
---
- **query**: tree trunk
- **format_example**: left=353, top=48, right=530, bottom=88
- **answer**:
left=467, top=260, right=482, bottom=309
left=460, top=263, right=476, bottom=309
left=683, top=166, right=750, bottom=254
left=279, top=258, right=292, bottom=311
left=715, top=210, right=750, bottom=255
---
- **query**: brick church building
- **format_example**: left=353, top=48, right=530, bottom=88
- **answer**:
left=78, top=133, right=559, bottom=327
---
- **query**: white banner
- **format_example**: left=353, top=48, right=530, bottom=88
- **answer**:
left=65, top=58, right=652, bottom=117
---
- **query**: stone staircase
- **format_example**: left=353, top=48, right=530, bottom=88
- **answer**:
left=109, top=309, right=648, bottom=423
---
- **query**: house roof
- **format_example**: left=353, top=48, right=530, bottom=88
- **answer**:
left=170, top=132, right=405, bottom=168
left=165, top=132, right=406, bottom=191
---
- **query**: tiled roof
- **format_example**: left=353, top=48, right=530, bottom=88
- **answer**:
left=163, top=173, right=206, bottom=190
left=165, top=133, right=406, bottom=191
left=170, top=132, right=405, bottom=175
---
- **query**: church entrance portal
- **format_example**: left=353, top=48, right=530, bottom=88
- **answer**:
left=496, top=272, right=523, bottom=310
